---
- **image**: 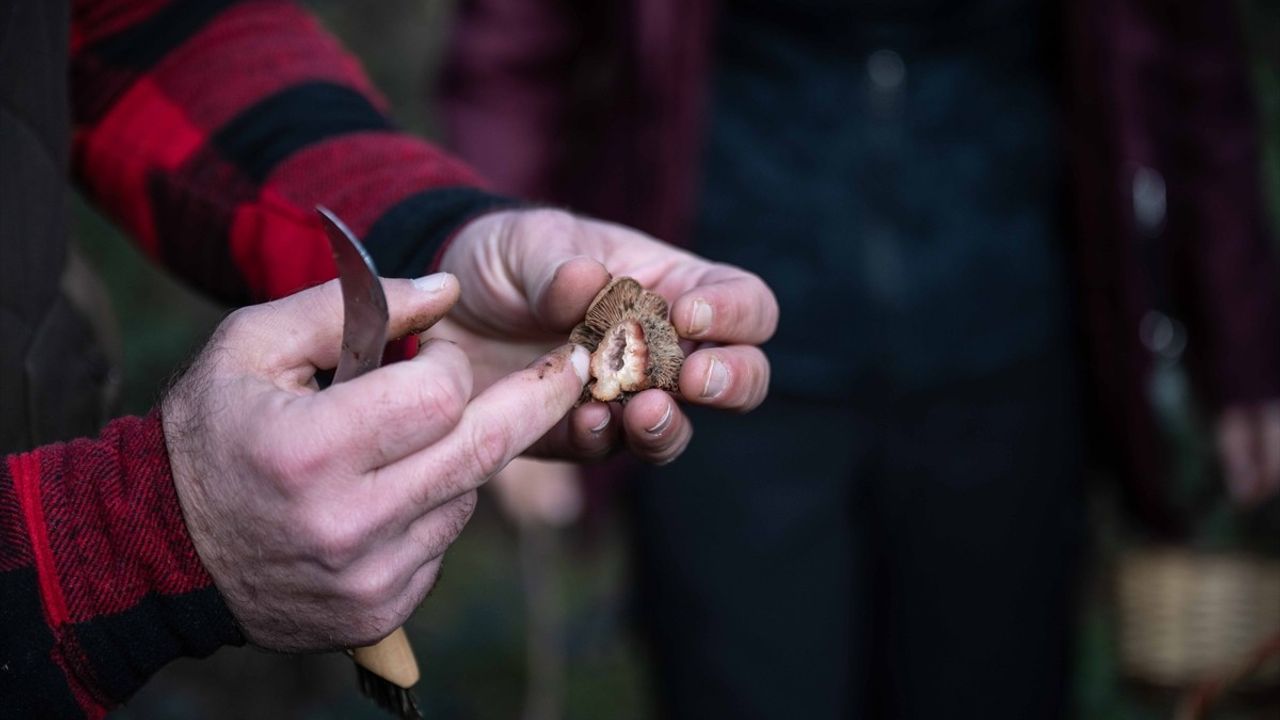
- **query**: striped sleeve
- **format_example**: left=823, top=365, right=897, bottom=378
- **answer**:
left=70, top=0, right=515, bottom=304
left=0, top=413, right=242, bottom=719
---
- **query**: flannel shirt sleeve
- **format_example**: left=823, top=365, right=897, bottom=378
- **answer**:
left=71, top=0, right=517, bottom=305
left=0, top=413, right=242, bottom=719
left=1, top=2, right=524, bottom=716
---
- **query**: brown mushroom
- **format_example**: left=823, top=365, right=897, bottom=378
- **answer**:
left=569, top=277, right=684, bottom=403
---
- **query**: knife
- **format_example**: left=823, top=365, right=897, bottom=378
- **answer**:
left=317, top=205, right=424, bottom=720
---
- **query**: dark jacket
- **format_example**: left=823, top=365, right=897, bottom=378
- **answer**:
left=439, top=0, right=1280, bottom=532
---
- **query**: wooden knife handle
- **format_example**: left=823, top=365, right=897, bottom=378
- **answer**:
left=352, top=627, right=420, bottom=689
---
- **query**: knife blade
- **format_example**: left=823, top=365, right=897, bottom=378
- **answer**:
left=318, top=205, right=389, bottom=384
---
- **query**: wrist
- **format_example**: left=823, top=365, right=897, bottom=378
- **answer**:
left=361, top=187, right=520, bottom=280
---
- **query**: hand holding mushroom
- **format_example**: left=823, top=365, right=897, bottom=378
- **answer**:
left=436, top=209, right=778, bottom=465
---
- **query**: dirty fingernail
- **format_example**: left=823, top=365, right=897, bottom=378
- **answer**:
left=571, top=345, right=591, bottom=384
left=413, top=272, right=453, bottom=293
left=701, top=356, right=729, bottom=399
left=646, top=403, right=674, bottom=435
left=688, top=299, right=713, bottom=337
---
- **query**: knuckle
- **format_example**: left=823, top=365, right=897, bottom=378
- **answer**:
left=243, top=431, right=292, bottom=482
left=301, top=513, right=366, bottom=572
left=214, top=305, right=291, bottom=369
left=465, top=422, right=513, bottom=479
left=216, top=307, right=259, bottom=343
left=221, top=309, right=281, bottom=365
left=275, top=444, right=331, bottom=490
left=337, top=565, right=397, bottom=612
left=442, top=343, right=475, bottom=396
left=414, top=374, right=467, bottom=427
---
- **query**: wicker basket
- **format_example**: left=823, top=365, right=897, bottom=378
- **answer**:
left=1116, top=548, right=1280, bottom=692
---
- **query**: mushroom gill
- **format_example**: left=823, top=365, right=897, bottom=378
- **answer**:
left=568, top=277, right=684, bottom=403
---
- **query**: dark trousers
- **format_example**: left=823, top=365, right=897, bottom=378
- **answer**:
left=629, top=351, right=1084, bottom=719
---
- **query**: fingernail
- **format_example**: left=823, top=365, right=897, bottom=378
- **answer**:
left=688, top=299, right=713, bottom=337
left=413, top=272, right=452, bottom=293
left=646, top=403, right=674, bottom=435
left=590, top=411, right=611, bottom=433
left=701, top=356, right=729, bottom=399
left=571, top=345, right=591, bottom=384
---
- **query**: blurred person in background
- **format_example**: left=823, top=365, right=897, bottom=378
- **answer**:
left=0, top=1, right=777, bottom=716
left=439, top=0, right=1280, bottom=718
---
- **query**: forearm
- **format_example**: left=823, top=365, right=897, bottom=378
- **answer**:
left=72, top=0, right=513, bottom=304
left=0, top=413, right=241, bottom=718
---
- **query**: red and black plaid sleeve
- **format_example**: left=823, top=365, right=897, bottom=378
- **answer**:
left=71, top=0, right=516, bottom=304
left=1, top=2, right=523, bottom=716
left=1, top=413, right=241, bottom=719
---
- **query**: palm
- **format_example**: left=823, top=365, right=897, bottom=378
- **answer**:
left=432, top=208, right=778, bottom=465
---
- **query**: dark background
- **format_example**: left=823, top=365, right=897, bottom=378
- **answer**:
left=72, top=1, right=1280, bottom=718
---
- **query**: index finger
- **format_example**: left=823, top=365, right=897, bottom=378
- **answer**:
left=669, top=270, right=779, bottom=345
left=378, top=344, right=591, bottom=515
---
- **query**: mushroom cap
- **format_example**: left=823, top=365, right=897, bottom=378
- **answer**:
left=569, top=277, right=685, bottom=403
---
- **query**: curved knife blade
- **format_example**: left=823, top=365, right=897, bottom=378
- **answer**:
left=317, top=205, right=389, bottom=384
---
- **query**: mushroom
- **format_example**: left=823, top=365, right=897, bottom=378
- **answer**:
left=569, top=277, right=684, bottom=403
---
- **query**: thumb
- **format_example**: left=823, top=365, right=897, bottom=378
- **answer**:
left=473, top=209, right=614, bottom=331
left=526, top=252, right=614, bottom=331
left=246, top=272, right=460, bottom=373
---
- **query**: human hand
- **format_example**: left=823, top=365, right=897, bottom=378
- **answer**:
left=163, top=273, right=589, bottom=651
left=1215, top=400, right=1280, bottom=506
left=488, top=458, right=583, bottom=528
left=438, top=209, right=779, bottom=465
